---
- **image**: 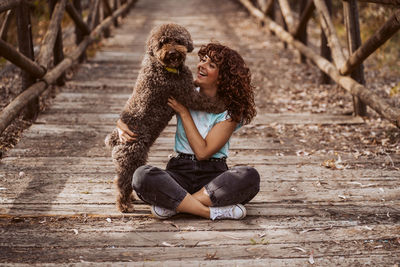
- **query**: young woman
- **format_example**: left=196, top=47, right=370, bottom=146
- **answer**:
left=117, top=43, right=260, bottom=220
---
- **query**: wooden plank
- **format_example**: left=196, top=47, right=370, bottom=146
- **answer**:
left=0, top=215, right=363, bottom=232
left=2, top=155, right=399, bottom=174
left=1, top=255, right=399, bottom=267
left=1, top=155, right=399, bottom=177
left=2, top=165, right=398, bottom=184
left=1, top=233, right=399, bottom=263
left=1, top=202, right=399, bottom=217
left=2, top=224, right=399, bottom=247
left=1, top=180, right=399, bottom=204
left=34, top=112, right=365, bottom=125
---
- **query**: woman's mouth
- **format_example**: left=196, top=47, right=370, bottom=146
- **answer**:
left=198, top=70, right=207, bottom=77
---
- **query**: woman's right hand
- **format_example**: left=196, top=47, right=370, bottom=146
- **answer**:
left=116, top=119, right=137, bottom=143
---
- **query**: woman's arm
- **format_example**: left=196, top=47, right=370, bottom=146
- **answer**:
left=168, top=97, right=237, bottom=160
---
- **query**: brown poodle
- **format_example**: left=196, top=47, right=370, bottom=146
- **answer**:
left=105, top=23, right=225, bottom=213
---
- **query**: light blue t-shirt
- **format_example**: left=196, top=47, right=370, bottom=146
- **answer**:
left=174, top=109, right=237, bottom=158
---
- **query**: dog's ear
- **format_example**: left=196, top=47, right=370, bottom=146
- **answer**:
left=186, top=40, right=194, bottom=53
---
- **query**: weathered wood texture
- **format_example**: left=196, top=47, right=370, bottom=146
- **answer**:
left=0, top=0, right=399, bottom=265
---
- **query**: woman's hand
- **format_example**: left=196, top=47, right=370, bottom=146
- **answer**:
left=116, top=119, right=137, bottom=143
left=168, top=97, right=189, bottom=116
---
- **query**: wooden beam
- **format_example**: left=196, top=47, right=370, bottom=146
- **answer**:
left=277, top=0, right=296, bottom=33
left=0, top=38, right=46, bottom=77
left=0, top=0, right=21, bottom=13
left=320, top=0, right=333, bottom=84
left=0, top=9, right=13, bottom=41
left=37, top=0, right=67, bottom=69
left=238, top=0, right=400, bottom=128
left=0, top=0, right=135, bottom=135
left=296, top=0, right=311, bottom=62
left=313, top=0, right=346, bottom=68
left=340, top=9, right=400, bottom=75
left=354, top=0, right=400, bottom=5
left=49, top=0, right=66, bottom=86
left=66, top=2, right=91, bottom=36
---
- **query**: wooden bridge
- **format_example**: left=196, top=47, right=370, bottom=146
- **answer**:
left=1, top=0, right=399, bottom=265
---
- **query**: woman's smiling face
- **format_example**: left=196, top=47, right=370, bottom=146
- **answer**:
left=195, top=55, right=219, bottom=90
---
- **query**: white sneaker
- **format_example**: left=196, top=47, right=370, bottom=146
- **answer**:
left=209, top=204, right=247, bottom=220
left=150, top=205, right=177, bottom=219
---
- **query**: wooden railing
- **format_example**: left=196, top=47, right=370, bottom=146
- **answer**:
left=0, top=0, right=136, bottom=134
left=239, top=0, right=400, bottom=128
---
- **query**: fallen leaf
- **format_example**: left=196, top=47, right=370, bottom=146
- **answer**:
left=161, top=241, right=175, bottom=247
left=309, top=250, right=315, bottom=265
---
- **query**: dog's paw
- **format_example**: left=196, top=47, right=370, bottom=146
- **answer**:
left=117, top=198, right=135, bottom=213
left=130, top=194, right=136, bottom=203
left=105, top=129, right=119, bottom=148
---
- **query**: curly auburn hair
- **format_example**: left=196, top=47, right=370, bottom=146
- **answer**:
left=198, top=43, right=256, bottom=125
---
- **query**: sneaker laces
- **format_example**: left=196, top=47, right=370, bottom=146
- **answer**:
left=212, top=206, right=233, bottom=220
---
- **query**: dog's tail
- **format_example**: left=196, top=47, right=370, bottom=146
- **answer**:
left=105, top=129, right=120, bottom=148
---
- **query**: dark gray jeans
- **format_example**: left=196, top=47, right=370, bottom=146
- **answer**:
left=132, top=156, right=260, bottom=210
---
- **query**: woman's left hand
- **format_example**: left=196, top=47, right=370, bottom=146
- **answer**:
left=168, top=97, right=189, bottom=116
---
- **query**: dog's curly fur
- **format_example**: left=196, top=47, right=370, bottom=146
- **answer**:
left=105, top=23, right=225, bottom=213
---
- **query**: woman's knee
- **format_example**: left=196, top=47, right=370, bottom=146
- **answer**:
left=233, top=166, right=260, bottom=188
left=132, top=165, right=160, bottom=192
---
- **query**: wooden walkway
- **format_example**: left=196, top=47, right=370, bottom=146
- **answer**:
left=1, top=0, right=399, bottom=265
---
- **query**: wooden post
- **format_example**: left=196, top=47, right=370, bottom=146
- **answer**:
left=73, top=0, right=86, bottom=62
left=343, top=0, right=367, bottom=116
left=319, top=0, right=332, bottom=84
left=48, top=0, right=65, bottom=86
left=16, top=0, right=38, bottom=120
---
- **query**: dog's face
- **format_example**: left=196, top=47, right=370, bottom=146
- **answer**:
left=147, top=24, right=194, bottom=68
